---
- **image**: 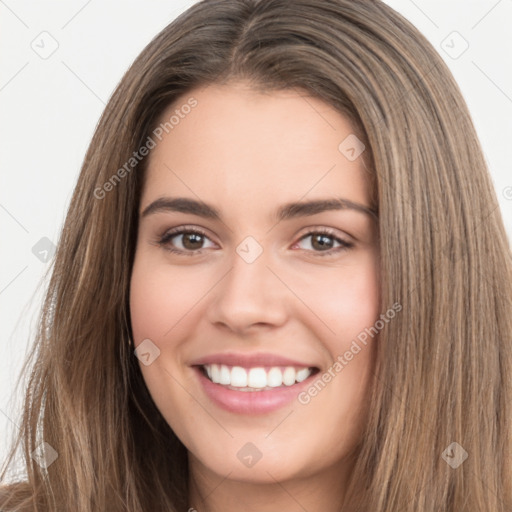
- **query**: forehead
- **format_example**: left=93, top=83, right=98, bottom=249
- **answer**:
left=141, top=82, right=372, bottom=215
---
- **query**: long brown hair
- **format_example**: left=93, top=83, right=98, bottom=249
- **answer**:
left=1, top=0, right=511, bottom=510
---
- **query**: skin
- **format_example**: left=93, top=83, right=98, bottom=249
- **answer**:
left=129, top=81, right=380, bottom=512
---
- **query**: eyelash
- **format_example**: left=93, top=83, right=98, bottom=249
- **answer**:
left=156, top=225, right=354, bottom=258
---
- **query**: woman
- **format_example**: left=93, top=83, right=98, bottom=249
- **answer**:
left=1, top=0, right=511, bottom=510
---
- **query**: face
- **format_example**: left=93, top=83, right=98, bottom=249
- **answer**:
left=129, top=82, right=380, bottom=485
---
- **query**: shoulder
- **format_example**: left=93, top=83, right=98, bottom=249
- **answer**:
left=0, top=482, right=34, bottom=511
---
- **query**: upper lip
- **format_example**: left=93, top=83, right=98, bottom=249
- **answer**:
left=190, top=352, right=318, bottom=369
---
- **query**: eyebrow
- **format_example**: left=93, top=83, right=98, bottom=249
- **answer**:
left=140, top=196, right=378, bottom=222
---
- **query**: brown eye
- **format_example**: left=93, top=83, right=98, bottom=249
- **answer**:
left=294, top=229, right=354, bottom=257
left=311, top=233, right=335, bottom=251
left=181, top=232, right=205, bottom=250
left=158, top=227, right=216, bottom=255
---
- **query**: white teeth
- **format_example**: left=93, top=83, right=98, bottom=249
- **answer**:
left=247, top=368, right=267, bottom=388
left=211, top=363, right=221, bottom=384
left=219, top=365, right=231, bottom=385
left=267, top=367, right=283, bottom=387
left=283, top=367, right=296, bottom=386
left=202, top=364, right=314, bottom=389
left=231, top=366, right=248, bottom=387
left=296, top=368, right=310, bottom=382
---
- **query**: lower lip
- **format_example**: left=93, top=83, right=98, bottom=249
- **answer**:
left=193, top=366, right=316, bottom=415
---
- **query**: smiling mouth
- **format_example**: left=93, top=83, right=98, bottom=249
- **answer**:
left=197, top=364, right=320, bottom=392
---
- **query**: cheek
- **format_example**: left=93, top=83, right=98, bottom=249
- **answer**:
left=129, top=255, right=210, bottom=341
left=293, top=254, right=381, bottom=342
left=129, top=256, right=203, bottom=440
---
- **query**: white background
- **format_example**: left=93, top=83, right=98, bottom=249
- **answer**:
left=1, top=0, right=511, bottom=470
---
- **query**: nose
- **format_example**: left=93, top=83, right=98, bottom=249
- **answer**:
left=206, top=246, right=288, bottom=335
